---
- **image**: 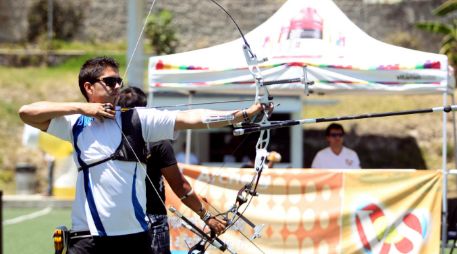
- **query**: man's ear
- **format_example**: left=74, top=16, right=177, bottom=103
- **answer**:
left=84, top=82, right=93, bottom=97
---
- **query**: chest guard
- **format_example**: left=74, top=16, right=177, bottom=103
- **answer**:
left=77, top=109, right=147, bottom=171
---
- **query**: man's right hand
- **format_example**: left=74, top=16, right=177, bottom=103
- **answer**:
left=82, top=103, right=115, bottom=120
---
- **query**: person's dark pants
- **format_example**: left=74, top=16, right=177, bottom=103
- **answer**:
left=148, top=214, right=171, bottom=254
left=68, top=231, right=153, bottom=254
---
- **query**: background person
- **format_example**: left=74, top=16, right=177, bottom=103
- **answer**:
left=311, top=123, right=360, bottom=169
left=118, top=87, right=226, bottom=254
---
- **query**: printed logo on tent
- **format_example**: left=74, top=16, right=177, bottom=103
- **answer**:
left=354, top=202, right=429, bottom=254
left=277, top=6, right=324, bottom=44
left=288, top=7, right=323, bottom=40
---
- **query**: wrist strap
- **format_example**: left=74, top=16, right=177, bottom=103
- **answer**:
left=180, top=188, right=194, bottom=200
left=242, top=109, right=249, bottom=122
left=201, top=211, right=212, bottom=222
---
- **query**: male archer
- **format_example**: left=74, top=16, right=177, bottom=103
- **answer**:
left=118, top=87, right=226, bottom=254
left=18, top=56, right=265, bottom=254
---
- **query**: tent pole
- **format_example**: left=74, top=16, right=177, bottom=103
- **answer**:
left=442, top=91, right=449, bottom=253
left=147, top=88, right=154, bottom=107
left=451, top=93, right=457, bottom=169
left=291, top=110, right=303, bottom=168
left=185, top=91, right=195, bottom=164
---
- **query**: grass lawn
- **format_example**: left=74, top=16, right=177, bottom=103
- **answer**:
left=3, top=207, right=71, bottom=254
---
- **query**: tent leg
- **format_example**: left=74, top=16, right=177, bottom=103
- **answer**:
left=185, top=91, right=195, bottom=164
left=291, top=110, right=303, bottom=168
left=442, top=92, right=449, bottom=254
left=451, top=94, right=457, bottom=169
left=147, top=89, right=154, bottom=107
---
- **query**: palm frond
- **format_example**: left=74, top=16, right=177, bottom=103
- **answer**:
left=440, top=43, right=452, bottom=55
left=416, top=22, right=452, bottom=35
left=433, top=0, right=457, bottom=16
left=442, top=34, right=457, bottom=45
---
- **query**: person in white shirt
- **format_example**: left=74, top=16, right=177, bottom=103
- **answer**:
left=18, top=56, right=268, bottom=254
left=311, top=123, right=360, bottom=169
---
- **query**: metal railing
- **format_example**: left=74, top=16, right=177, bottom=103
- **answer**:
left=1, top=190, right=3, bottom=254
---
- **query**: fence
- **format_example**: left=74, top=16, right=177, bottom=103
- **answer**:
left=1, top=190, right=3, bottom=254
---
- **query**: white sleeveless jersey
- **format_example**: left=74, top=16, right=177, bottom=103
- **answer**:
left=47, top=107, right=177, bottom=236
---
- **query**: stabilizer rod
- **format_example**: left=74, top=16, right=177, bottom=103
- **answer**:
left=233, top=105, right=457, bottom=136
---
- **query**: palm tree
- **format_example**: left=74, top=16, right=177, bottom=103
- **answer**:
left=417, top=0, right=457, bottom=77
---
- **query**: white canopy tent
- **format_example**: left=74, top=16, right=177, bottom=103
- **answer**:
left=148, top=0, right=453, bottom=94
left=148, top=0, right=454, bottom=248
left=147, top=0, right=454, bottom=167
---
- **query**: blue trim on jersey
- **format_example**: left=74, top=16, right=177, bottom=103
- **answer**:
left=72, top=115, right=107, bottom=236
left=131, top=163, right=149, bottom=231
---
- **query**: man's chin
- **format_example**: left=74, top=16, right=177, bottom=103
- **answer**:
left=113, top=98, right=119, bottom=106
left=106, top=94, right=119, bottom=104
left=112, top=94, right=120, bottom=105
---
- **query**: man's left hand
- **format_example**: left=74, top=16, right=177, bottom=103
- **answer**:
left=206, top=217, right=227, bottom=235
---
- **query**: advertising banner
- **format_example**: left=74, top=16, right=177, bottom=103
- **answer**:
left=166, top=165, right=441, bottom=254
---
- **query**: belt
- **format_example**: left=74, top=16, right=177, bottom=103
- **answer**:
left=69, top=231, right=92, bottom=239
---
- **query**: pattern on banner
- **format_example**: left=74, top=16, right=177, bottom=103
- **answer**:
left=352, top=200, right=430, bottom=254
left=167, top=167, right=345, bottom=253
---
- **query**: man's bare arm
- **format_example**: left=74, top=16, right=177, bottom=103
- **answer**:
left=18, top=101, right=116, bottom=131
left=161, top=165, right=226, bottom=234
left=174, top=103, right=265, bottom=131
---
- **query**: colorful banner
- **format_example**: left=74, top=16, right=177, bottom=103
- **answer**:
left=165, top=166, right=441, bottom=254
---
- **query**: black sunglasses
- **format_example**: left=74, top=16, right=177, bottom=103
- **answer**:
left=328, top=133, right=344, bottom=137
left=96, top=76, right=123, bottom=89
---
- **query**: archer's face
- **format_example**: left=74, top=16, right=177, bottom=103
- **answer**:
left=84, top=67, right=122, bottom=104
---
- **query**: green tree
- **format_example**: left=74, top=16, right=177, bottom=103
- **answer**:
left=145, top=9, right=179, bottom=55
left=417, top=0, right=457, bottom=77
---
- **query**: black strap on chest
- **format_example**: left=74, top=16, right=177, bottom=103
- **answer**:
left=78, top=109, right=147, bottom=171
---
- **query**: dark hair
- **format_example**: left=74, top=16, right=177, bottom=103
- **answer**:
left=118, top=87, right=147, bottom=107
left=78, top=56, right=119, bottom=101
left=325, top=123, right=345, bottom=136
